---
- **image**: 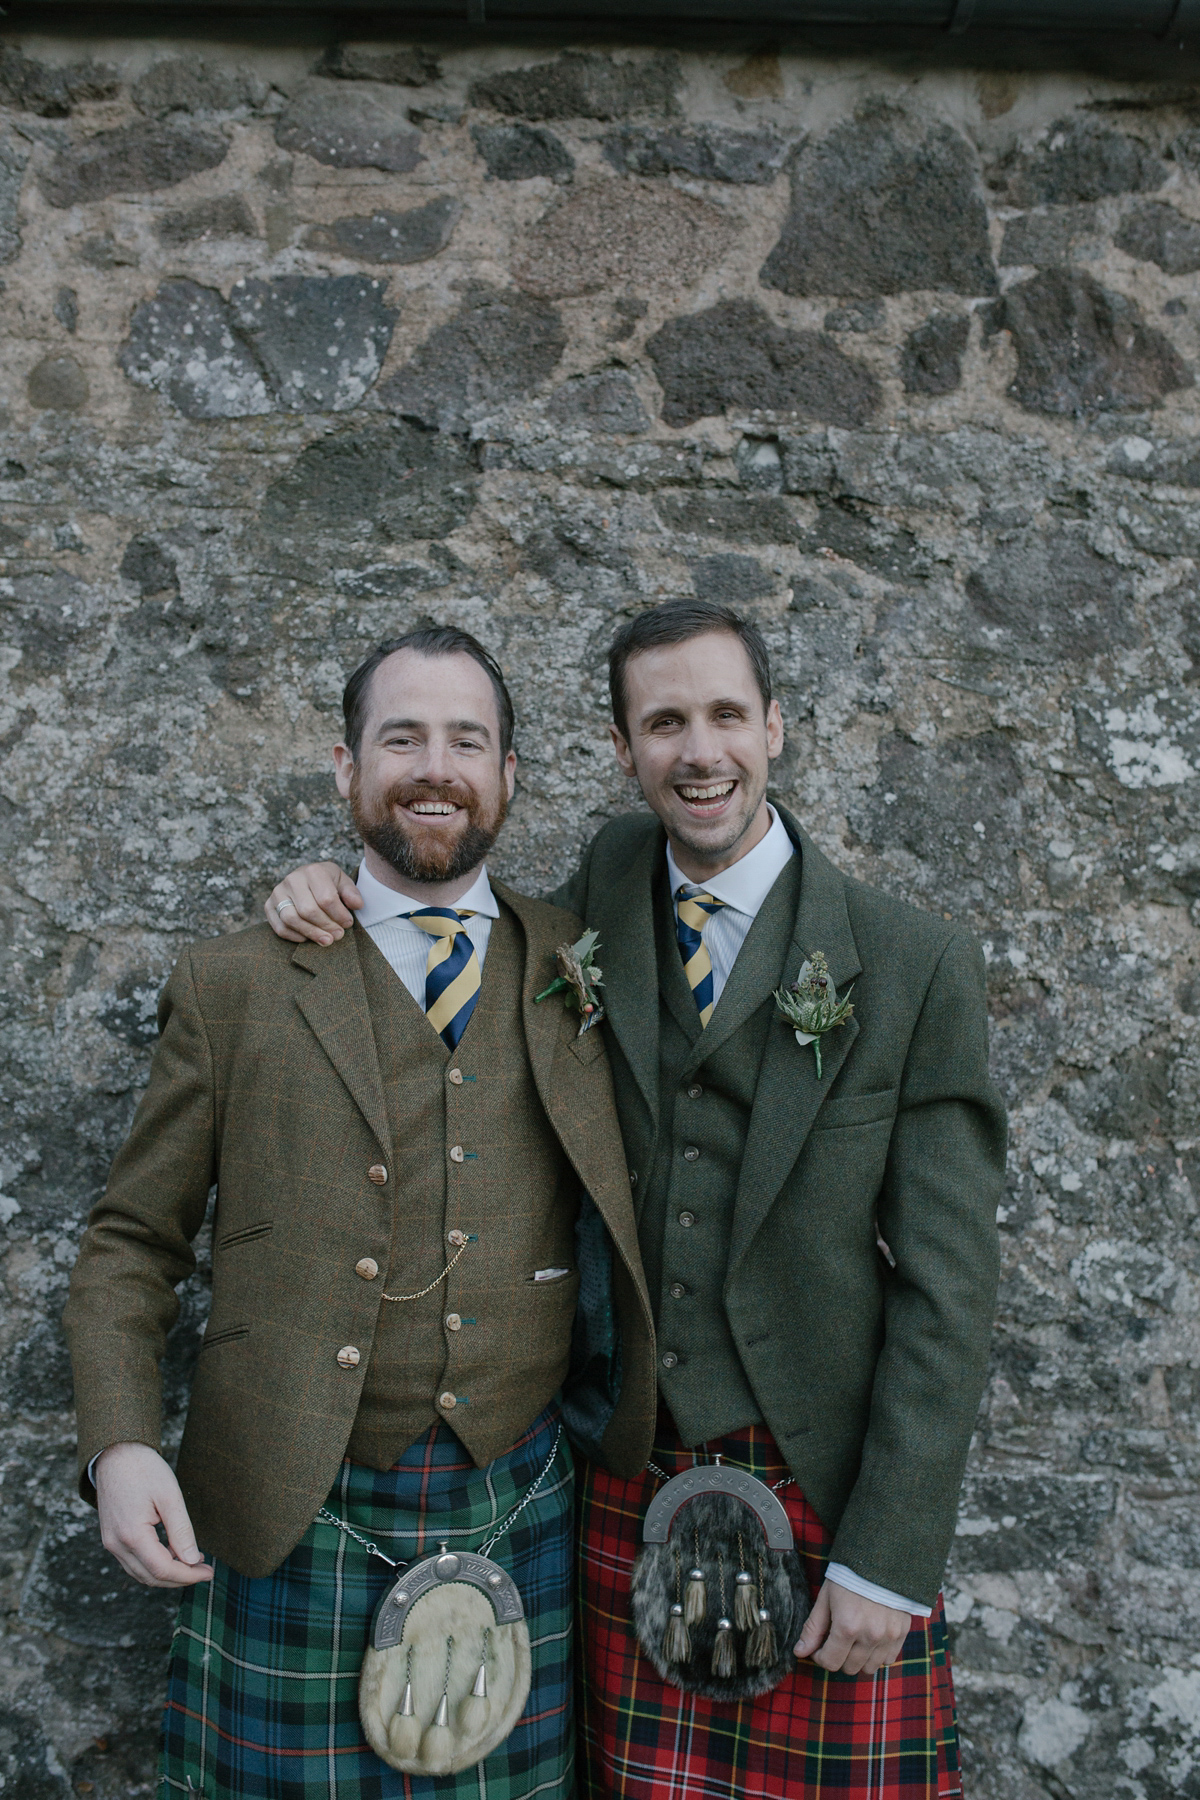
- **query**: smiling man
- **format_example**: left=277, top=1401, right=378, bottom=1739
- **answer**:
left=266, top=600, right=1007, bottom=1800
left=64, top=624, right=655, bottom=1800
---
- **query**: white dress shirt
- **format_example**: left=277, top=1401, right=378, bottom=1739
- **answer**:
left=354, top=860, right=499, bottom=997
left=665, top=808, right=929, bottom=1621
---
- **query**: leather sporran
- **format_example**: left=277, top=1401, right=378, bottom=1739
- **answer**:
left=630, top=1465, right=809, bottom=1701
left=360, top=1547, right=531, bottom=1775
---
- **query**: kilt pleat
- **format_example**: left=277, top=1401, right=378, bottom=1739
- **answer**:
left=576, top=1414, right=962, bottom=1800
left=161, top=1406, right=573, bottom=1800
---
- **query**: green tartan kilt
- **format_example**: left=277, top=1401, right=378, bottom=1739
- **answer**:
left=160, top=1407, right=573, bottom=1800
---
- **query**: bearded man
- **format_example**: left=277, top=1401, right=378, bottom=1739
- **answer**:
left=267, top=599, right=1007, bottom=1800
left=63, top=625, right=655, bottom=1799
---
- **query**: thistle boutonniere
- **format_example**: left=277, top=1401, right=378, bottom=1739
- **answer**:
left=773, top=951, right=854, bottom=1079
left=535, top=928, right=606, bottom=1036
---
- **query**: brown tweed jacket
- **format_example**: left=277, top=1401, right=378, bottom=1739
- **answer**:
left=63, top=883, right=656, bottom=1578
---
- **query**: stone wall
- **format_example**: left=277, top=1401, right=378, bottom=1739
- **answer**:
left=0, top=28, right=1198, bottom=1798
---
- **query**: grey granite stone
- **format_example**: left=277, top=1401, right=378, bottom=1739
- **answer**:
left=761, top=112, right=996, bottom=299
left=646, top=299, right=880, bottom=428
left=996, top=268, right=1192, bottom=415
left=39, top=121, right=229, bottom=207
left=274, top=81, right=422, bottom=171
left=1114, top=201, right=1200, bottom=275
left=381, top=285, right=566, bottom=430
left=303, top=196, right=459, bottom=263
left=901, top=313, right=970, bottom=395
left=468, top=50, right=680, bottom=121
left=472, top=123, right=574, bottom=182
left=602, top=124, right=788, bottom=184
left=991, top=115, right=1166, bottom=207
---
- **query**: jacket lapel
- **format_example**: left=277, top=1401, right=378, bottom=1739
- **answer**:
left=292, top=931, right=391, bottom=1159
left=727, top=811, right=862, bottom=1273
left=497, top=883, right=649, bottom=1307
left=584, top=823, right=663, bottom=1130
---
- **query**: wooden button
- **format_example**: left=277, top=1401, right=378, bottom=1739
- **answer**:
left=445, top=1313, right=462, bottom=1332
left=355, top=1258, right=379, bottom=1281
left=448, top=1069, right=464, bottom=1085
left=439, top=1391, right=457, bottom=1409
left=449, top=1145, right=464, bottom=1163
left=337, top=1345, right=361, bottom=1369
left=368, top=1165, right=387, bottom=1185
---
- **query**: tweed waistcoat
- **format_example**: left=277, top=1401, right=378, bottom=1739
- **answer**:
left=346, top=904, right=581, bottom=1470
left=636, top=852, right=804, bottom=1446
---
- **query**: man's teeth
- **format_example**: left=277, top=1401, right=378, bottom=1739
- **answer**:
left=408, top=802, right=461, bottom=815
left=678, top=782, right=735, bottom=802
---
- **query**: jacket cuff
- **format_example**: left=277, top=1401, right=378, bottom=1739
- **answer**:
left=825, top=1561, right=931, bottom=1618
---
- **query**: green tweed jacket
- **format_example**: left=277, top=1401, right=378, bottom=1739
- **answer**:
left=554, top=805, right=1007, bottom=1607
left=63, top=884, right=656, bottom=1578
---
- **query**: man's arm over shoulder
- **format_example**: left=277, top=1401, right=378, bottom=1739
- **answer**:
left=63, top=945, right=218, bottom=1497
left=829, top=927, right=1007, bottom=1603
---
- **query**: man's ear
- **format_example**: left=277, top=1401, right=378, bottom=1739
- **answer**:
left=503, top=748, right=517, bottom=800
left=333, top=742, right=355, bottom=799
left=608, top=722, right=636, bottom=781
left=766, top=698, right=785, bottom=762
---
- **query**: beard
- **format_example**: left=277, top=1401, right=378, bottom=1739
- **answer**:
left=351, top=774, right=508, bottom=884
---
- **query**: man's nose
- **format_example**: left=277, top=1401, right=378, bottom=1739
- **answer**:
left=677, top=722, right=723, bottom=769
left=412, top=738, right=455, bottom=784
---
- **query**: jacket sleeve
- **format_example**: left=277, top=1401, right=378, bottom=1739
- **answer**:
left=62, top=947, right=217, bottom=1500
left=827, top=930, right=1006, bottom=1603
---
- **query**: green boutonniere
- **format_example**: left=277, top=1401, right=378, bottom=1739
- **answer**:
left=773, top=951, right=854, bottom=1079
left=535, top=928, right=606, bottom=1036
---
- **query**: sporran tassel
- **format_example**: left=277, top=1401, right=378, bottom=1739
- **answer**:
left=457, top=1628, right=491, bottom=1733
left=419, top=1640, right=457, bottom=1775
left=388, top=1645, right=424, bottom=1762
left=745, top=1607, right=777, bottom=1668
left=711, top=1618, right=737, bottom=1679
left=684, top=1544, right=707, bottom=1628
left=734, top=1548, right=759, bottom=1648
left=662, top=1602, right=691, bottom=1665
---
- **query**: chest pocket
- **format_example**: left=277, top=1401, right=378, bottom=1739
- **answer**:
left=811, top=1087, right=899, bottom=1132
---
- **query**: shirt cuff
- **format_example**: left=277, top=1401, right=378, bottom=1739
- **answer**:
left=824, top=1561, right=932, bottom=1618
left=86, top=1452, right=103, bottom=1487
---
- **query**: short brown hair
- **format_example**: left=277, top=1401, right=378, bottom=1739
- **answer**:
left=607, top=599, right=772, bottom=738
left=342, top=624, right=515, bottom=761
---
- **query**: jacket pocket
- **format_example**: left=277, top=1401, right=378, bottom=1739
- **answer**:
left=217, top=1222, right=273, bottom=1251
left=812, top=1087, right=899, bottom=1131
left=199, top=1324, right=250, bottom=1351
left=566, top=1023, right=605, bottom=1066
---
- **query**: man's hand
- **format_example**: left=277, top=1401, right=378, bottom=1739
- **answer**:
left=794, top=1580, right=911, bottom=1676
left=265, top=862, right=362, bottom=945
left=95, top=1443, right=214, bottom=1589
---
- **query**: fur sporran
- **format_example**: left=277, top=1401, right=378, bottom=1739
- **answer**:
left=630, top=1474, right=809, bottom=1701
left=359, top=1548, right=532, bottom=1775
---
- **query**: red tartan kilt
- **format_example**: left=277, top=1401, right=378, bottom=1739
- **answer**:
left=576, top=1416, right=962, bottom=1800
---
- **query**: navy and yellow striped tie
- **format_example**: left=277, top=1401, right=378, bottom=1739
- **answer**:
left=410, top=909, right=481, bottom=1049
left=675, top=887, right=727, bottom=1027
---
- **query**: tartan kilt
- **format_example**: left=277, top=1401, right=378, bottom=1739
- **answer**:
left=161, top=1405, right=573, bottom=1800
left=576, top=1413, right=962, bottom=1800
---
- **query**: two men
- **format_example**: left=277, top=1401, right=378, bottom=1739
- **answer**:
left=64, top=625, right=656, bottom=1798
left=267, top=600, right=1007, bottom=1799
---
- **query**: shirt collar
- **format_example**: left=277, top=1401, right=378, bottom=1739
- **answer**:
left=665, top=805, right=795, bottom=919
left=354, top=860, right=499, bottom=928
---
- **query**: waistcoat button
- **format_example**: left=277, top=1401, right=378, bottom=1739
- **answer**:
left=661, top=1351, right=679, bottom=1369
left=448, top=1069, right=464, bottom=1085
left=678, top=1210, right=696, bottom=1228
left=450, top=1145, right=465, bottom=1163
left=448, top=1229, right=468, bottom=1247
left=368, top=1165, right=387, bottom=1185
left=683, top=1146, right=700, bottom=1162
left=687, top=1085, right=703, bottom=1099
left=445, top=1313, right=462, bottom=1332
left=355, top=1258, right=379, bottom=1281
left=669, top=1282, right=687, bottom=1299
left=629, top=1170, right=638, bottom=1186
left=439, top=1391, right=457, bottom=1410
left=337, top=1345, right=361, bottom=1369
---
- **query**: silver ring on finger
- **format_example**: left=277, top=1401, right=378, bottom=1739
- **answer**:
left=276, top=898, right=297, bottom=914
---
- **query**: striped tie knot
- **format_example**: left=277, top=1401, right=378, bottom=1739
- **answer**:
left=674, top=886, right=727, bottom=1028
left=410, top=908, right=481, bottom=1049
